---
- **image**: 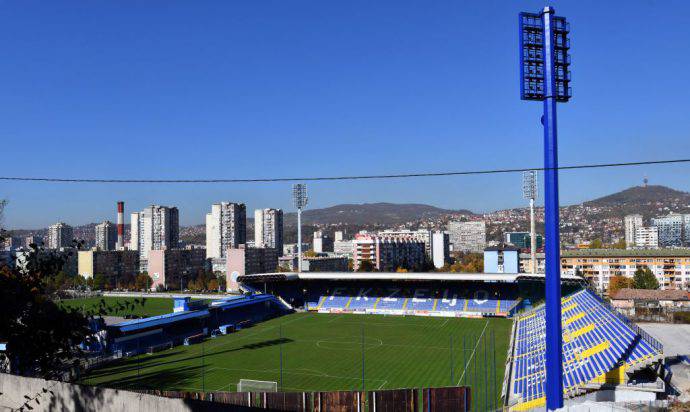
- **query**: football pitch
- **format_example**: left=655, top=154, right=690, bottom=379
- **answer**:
left=82, top=313, right=512, bottom=408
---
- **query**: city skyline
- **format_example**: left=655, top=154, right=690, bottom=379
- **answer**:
left=2, top=1, right=690, bottom=228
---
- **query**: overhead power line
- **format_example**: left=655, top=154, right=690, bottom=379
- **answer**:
left=0, top=158, right=688, bottom=184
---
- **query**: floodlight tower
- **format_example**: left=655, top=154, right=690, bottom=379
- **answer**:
left=292, top=184, right=308, bottom=273
left=522, top=170, right=538, bottom=274
left=519, top=6, right=571, bottom=410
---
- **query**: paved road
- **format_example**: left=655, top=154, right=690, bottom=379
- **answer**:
left=637, top=322, right=690, bottom=357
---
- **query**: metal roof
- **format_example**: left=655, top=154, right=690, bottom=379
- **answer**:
left=238, top=272, right=584, bottom=283
left=561, top=248, right=690, bottom=258
left=114, top=309, right=210, bottom=332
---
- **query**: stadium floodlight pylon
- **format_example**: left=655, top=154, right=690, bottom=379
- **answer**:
left=292, top=184, right=308, bottom=273
left=519, top=6, right=571, bottom=410
left=237, top=379, right=278, bottom=393
left=522, top=170, right=538, bottom=274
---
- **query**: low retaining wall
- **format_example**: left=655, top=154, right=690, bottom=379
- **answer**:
left=0, top=374, right=198, bottom=412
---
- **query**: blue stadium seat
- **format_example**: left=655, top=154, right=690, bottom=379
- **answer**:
left=509, top=289, right=663, bottom=411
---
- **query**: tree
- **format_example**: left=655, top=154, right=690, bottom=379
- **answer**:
left=611, top=238, right=626, bottom=249
left=134, top=273, right=151, bottom=291
left=608, top=275, right=634, bottom=296
left=92, top=273, right=107, bottom=290
left=208, top=279, right=219, bottom=291
left=589, top=239, right=604, bottom=249
left=357, top=260, right=376, bottom=272
left=0, top=246, right=90, bottom=378
left=633, top=267, right=659, bottom=290
left=304, top=250, right=318, bottom=257
left=450, top=253, right=484, bottom=273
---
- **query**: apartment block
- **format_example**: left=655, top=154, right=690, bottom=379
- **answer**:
left=95, top=220, right=117, bottom=251
left=130, top=205, right=179, bottom=260
left=78, top=250, right=140, bottom=286
left=352, top=233, right=425, bottom=272
left=148, top=248, right=208, bottom=291
left=206, top=202, right=246, bottom=259
left=254, top=208, right=284, bottom=255
left=447, top=221, right=486, bottom=253
left=560, top=249, right=690, bottom=293
left=47, top=222, right=73, bottom=249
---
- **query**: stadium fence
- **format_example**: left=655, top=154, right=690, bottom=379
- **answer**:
left=137, top=386, right=471, bottom=412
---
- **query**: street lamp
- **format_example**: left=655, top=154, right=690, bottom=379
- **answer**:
left=519, top=7, right=571, bottom=410
left=292, top=184, right=308, bottom=273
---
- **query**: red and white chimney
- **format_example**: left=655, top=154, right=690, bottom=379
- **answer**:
left=117, top=201, right=125, bottom=249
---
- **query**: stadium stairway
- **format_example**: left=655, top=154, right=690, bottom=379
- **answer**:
left=507, top=289, right=664, bottom=411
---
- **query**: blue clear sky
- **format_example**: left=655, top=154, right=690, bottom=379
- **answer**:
left=1, top=0, right=690, bottom=228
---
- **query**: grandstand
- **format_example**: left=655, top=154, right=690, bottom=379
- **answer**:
left=238, top=272, right=585, bottom=319
left=506, top=289, right=665, bottom=410
left=106, top=294, right=289, bottom=356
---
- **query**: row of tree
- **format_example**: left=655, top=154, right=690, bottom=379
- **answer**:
left=608, top=266, right=660, bottom=295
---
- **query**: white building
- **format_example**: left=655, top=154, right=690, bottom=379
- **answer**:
left=431, top=231, right=450, bottom=269
left=254, top=208, right=283, bottom=254
left=651, top=214, right=684, bottom=247
left=130, top=205, right=179, bottom=260
left=447, top=221, right=486, bottom=253
left=205, top=202, right=246, bottom=259
left=95, top=220, right=117, bottom=251
left=313, top=230, right=334, bottom=253
left=634, top=227, right=659, bottom=249
left=624, top=214, right=643, bottom=248
left=47, top=222, right=73, bottom=249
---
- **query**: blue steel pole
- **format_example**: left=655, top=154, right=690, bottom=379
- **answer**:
left=541, top=6, right=564, bottom=410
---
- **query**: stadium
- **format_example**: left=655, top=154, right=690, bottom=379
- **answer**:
left=75, top=271, right=670, bottom=411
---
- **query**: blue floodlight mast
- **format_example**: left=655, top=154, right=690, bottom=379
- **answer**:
left=519, top=6, right=571, bottom=410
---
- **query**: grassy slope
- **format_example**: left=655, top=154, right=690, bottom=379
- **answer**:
left=58, top=296, right=173, bottom=318
left=82, top=313, right=512, bottom=410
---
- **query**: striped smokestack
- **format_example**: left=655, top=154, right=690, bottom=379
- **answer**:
left=117, top=201, right=124, bottom=249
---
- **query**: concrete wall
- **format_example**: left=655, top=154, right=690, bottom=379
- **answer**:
left=0, top=373, right=195, bottom=412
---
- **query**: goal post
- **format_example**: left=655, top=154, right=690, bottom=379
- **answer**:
left=237, top=379, right=278, bottom=393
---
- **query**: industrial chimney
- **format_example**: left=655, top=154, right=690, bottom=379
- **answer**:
left=117, top=201, right=124, bottom=249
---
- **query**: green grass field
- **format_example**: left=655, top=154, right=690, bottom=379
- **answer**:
left=58, top=296, right=173, bottom=317
left=81, top=313, right=511, bottom=410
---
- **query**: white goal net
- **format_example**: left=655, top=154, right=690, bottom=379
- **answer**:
left=237, top=379, right=278, bottom=393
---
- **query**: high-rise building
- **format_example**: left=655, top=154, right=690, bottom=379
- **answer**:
left=447, top=221, right=486, bottom=253
left=352, top=233, right=425, bottom=272
left=205, top=202, right=246, bottom=259
left=254, top=208, right=284, bottom=254
left=432, top=231, right=450, bottom=269
left=624, top=214, right=643, bottom=248
left=130, top=205, right=179, bottom=260
left=634, top=227, right=659, bottom=249
left=47, top=222, right=73, bottom=249
left=95, top=220, right=117, bottom=251
left=313, top=230, right=334, bottom=253
left=651, top=214, right=683, bottom=247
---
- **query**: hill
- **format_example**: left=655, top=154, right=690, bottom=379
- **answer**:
left=286, top=202, right=474, bottom=226
left=585, top=185, right=690, bottom=207
left=582, top=185, right=690, bottom=219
